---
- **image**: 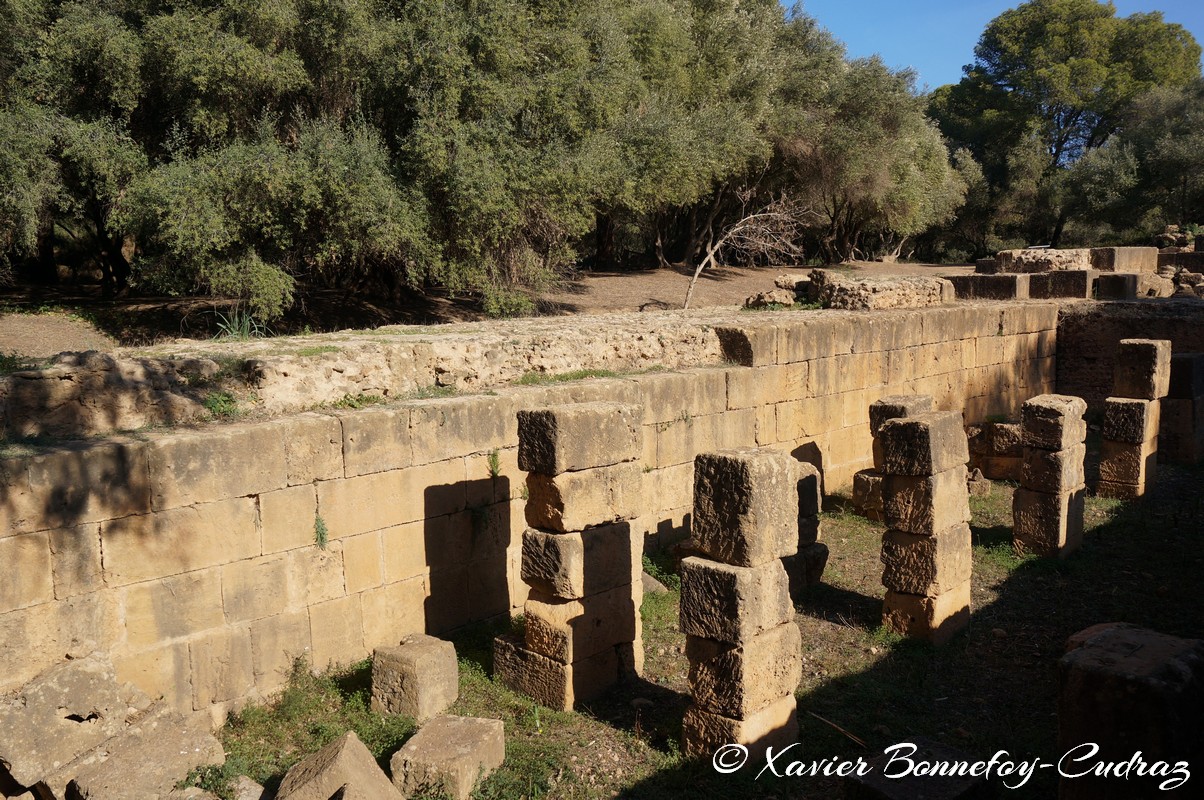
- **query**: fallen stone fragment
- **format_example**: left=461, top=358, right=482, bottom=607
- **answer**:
left=390, top=716, right=505, bottom=800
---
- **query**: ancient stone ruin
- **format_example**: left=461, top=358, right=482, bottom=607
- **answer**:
left=781, top=460, right=828, bottom=599
left=853, top=394, right=935, bottom=521
left=678, top=448, right=802, bottom=757
left=494, top=402, right=643, bottom=710
left=878, top=410, right=972, bottom=645
left=1013, top=394, right=1087, bottom=558
left=1098, top=339, right=1170, bottom=499
left=967, top=419, right=1023, bottom=481
left=1160, top=353, right=1204, bottom=463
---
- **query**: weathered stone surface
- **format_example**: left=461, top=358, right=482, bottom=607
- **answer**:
left=233, top=776, right=267, bottom=800
left=878, top=411, right=969, bottom=477
left=1095, top=272, right=1138, bottom=300
left=1013, top=487, right=1086, bottom=558
left=996, top=248, right=1090, bottom=273
left=1098, top=438, right=1158, bottom=486
left=681, top=695, right=799, bottom=759
left=691, top=449, right=798, bottom=568
left=1113, top=339, right=1171, bottom=400
left=686, top=623, right=802, bottom=718
left=1102, top=397, right=1160, bottom=444
left=882, top=466, right=970, bottom=536
left=880, top=524, right=972, bottom=597
left=944, top=274, right=1030, bottom=301
left=517, top=403, right=640, bottom=475
left=882, top=580, right=971, bottom=645
left=1020, top=443, right=1086, bottom=492
left=1020, top=394, right=1087, bottom=451
left=845, top=737, right=993, bottom=799
left=524, top=586, right=638, bottom=664
left=810, top=270, right=953, bottom=310
left=1167, top=353, right=1204, bottom=400
left=524, top=462, right=640, bottom=532
left=868, top=395, right=935, bottom=436
left=852, top=469, right=884, bottom=519
left=679, top=558, right=793, bottom=645
left=0, top=653, right=152, bottom=788
left=1095, top=479, right=1145, bottom=500
left=390, top=716, right=505, bottom=800
left=974, top=257, right=998, bottom=274
left=782, top=542, right=829, bottom=599
left=492, top=634, right=621, bottom=711
left=1089, top=246, right=1158, bottom=273
left=1029, top=269, right=1093, bottom=299
left=520, top=523, right=635, bottom=600
left=1059, top=624, right=1204, bottom=800
left=743, top=289, right=795, bottom=309
left=275, top=731, right=402, bottom=800
left=370, top=635, right=459, bottom=722
left=972, top=454, right=1023, bottom=482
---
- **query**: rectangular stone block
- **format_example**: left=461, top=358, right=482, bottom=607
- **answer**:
left=944, top=274, right=1030, bottom=300
left=0, top=531, right=52, bottom=613
left=1102, top=398, right=1160, bottom=444
left=1099, top=438, right=1158, bottom=486
left=691, top=449, right=798, bottom=568
left=974, top=455, right=1023, bottom=482
left=1095, top=273, right=1137, bottom=300
left=882, top=466, right=970, bottom=536
left=686, top=623, right=801, bottom=718
left=517, top=403, right=640, bottom=475
left=1114, top=339, right=1171, bottom=400
left=1021, top=443, right=1086, bottom=492
left=49, top=523, right=103, bottom=599
left=1021, top=394, right=1087, bottom=451
left=147, top=425, right=287, bottom=511
left=524, top=462, right=640, bottom=532
left=967, top=421, right=1023, bottom=457
left=868, top=394, right=935, bottom=436
left=222, top=555, right=289, bottom=623
left=26, top=440, right=152, bottom=530
left=493, top=634, right=620, bottom=711
left=272, top=413, right=343, bottom=485
left=1013, top=486, right=1086, bottom=558
left=679, top=558, right=792, bottom=645
left=122, top=569, right=225, bottom=649
left=882, top=580, right=971, bottom=646
left=880, top=524, right=972, bottom=596
left=1089, top=246, right=1157, bottom=273
left=1167, top=353, right=1204, bottom=400
left=114, top=641, right=193, bottom=714
left=520, top=523, right=634, bottom=600
left=852, top=469, right=883, bottom=517
left=878, top=411, right=968, bottom=476
left=190, top=626, right=255, bottom=710
left=339, top=406, right=411, bottom=477
left=315, top=470, right=407, bottom=540
left=260, top=483, right=319, bottom=554
left=1095, top=479, right=1144, bottom=500
left=360, top=576, right=428, bottom=650
left=524, top=585, right=638, bottom=664
left=1029, top=269, right=1094, bottom=299
left=974, top=257, right=998, bottom=274
left=715, top=324, right=779, bottom=367
left=1158, top=398, right=1204, bottom=464
left=681, top=695, right=798, bottom=759
left=249, top=610, right=312, bottom=692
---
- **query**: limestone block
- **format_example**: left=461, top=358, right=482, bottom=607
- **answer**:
left=1167, top=353, right=1204, bottom=399
left=1089, top=246, right=1158, bottom=273
left=1020, top=394, right=1087, bottom=451
left=493, top=634, right=620, bottom=711
left=974, top=257, right=998, bottom=274
left=0, top=531, right=51, bottom=613
left=1020, top=443, right=1086, bottom=493
left=1102, top=397, right=1161, bottom=444
left=370, top=634, right=459, bottom=721
left=686, top=622, right=802, bottom=718
left=190, top=626, right=255, bottom=710
left=967, top=422, right=1023, bottom=457
left=26, top=439, right=152, bottom=529
left=882, top=580, right=971, bottom=645
left=1029, top=269, right=1093, bottom=299
left=147, top=424, right=287, bottom=511
left=691, top=449, right=798, bottom=568
left=65, top=709, right=226, bottom=800
left=882, top=466, right=970, bottom=536
left=1114, top=339, right=1172, bottom=400
left=260, top=483, right=319, bottom=554
left=520, top=523, right=634, bottom=600
left=249, top=610, right=312, bottom=690
left=715, top=324, right=779, bottom=367
left=339, top=406, right=411, bottom=477
left=309, top=595, right=366, bottom=670
left=274, top=413, right=344, bottom=485
left=0, top=653, right=153, bottom=788
left=222, top=556, right=289, bottom=623
left=1096, top=273, right=1138, bottom=300
left=1059, top=624, right=1204, bottom=800
left=523, top=585, right=638, bottom=663
left=974, top=455, right=1023, bottom=482
left=679, top=558, right=793, bottom=645
left=681, top=695, right=799, bottom=759
left=852, top=469, right=884, bottom=517
left=48, top=522, right=104, bottom=599
left=315, top=471, right=409, bottom=540
left=944, top=273, right=1030, bottom=300
left=1095, top=480, right=1145, bottom=501
left=390, top=716, right=505, bottom=800
left=1099, top=438, right=1158, bottom=486
left=360, top=577, right=429, bottom=651
left=1159, top=397, right=1204, bottom=464
left=122, top=569, right=224, bottom=648
left=995, top=248, right=1090, bottom=272
left=517, top=403, right=640, bottom=475
left=524, top=461, right=641, bottom=532
left=796, top=460, right=822, bottom=519
left=878, top=412, right=968, bottom=476
left=1012, top=487, right=1086, bottom=558
left=868, top=394, right=935, bottom=437
left=880, top=524, right=972, bottom=596
left=275, top=731, right=402, bottom=800
left=782, top=542, right=828, bottom=599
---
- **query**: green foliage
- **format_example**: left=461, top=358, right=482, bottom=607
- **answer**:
left=487, top=449, right=501, bottom=479
left=514, top=368, right=620, bottom=385
left=314, top=515, right=328, bottom=550
left=212, top=307, right=272, bottom=341
left=203, top=391, right=239, bottom=419
left=329, top=393, right=385, bottom=409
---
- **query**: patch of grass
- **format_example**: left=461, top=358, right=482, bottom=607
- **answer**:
left=515, top=368, right=620, bottom=385
left=212, top=307, right=272, bottom=341
left=314, top=516, right=329, bottom=550
left=0, top=352, right=41, bottom=375
left=295, top=345, right=341, bottom=357
left=329, top=393, right=387, bottom=410
left=487, top=449, right=501, bottom=478
left=408, top=385, right=459, bottom=400
left=642, top=551, right=681, bottom=592
left=203, top=391, right=240, bottom=419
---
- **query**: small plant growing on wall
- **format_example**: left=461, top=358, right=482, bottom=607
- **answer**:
left=314, top=515, right=329, bottom=550
left=488, top=449, right=501, bottom=478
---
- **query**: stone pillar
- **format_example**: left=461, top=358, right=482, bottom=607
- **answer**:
left=679, top=449, right=801, bottom=759
left=1098, top=339, right=1170, bottom=499
left=878, top=411, right=972, bottom=645
left=781, top=461, right=828, bottom=599
left=1159, top=353, right=1204, bottom=464
left=1013, top=395, right=1087, bottom=558
left=967, top=420, right=1023, bottom=481
left=852, top=395, right=935, bottom=521
left=1059, top=623, right=1204, bottom=800
left=493, top=402, right=643, bottom=711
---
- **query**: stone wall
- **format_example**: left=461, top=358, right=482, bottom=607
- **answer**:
left=0, top=302, right=1057, bottom=722
left=1056, top=302, right=1204, bottom=412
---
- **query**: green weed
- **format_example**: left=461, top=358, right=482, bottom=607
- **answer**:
left=203, top=391, right=240, bottom=419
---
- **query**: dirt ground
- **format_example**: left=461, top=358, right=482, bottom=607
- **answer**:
left=0, top=261, right=972, bottom=358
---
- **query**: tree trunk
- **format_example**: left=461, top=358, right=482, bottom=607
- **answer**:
left=1049, top=211, right=1068, bottom=249
left=594, top=212, right=615, bottom=270
left=33, top=224, right=57, bottom=285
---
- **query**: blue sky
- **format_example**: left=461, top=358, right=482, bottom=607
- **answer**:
left=797, top=1, right=1204, bottom=91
